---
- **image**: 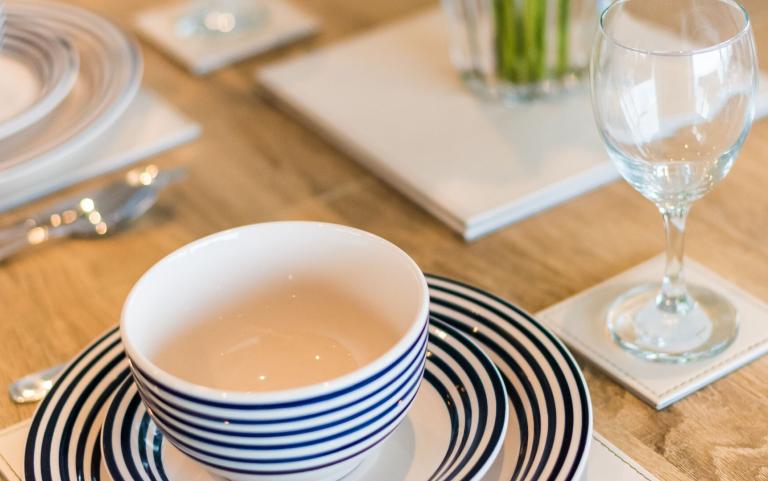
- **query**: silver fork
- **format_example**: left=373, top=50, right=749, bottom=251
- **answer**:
left=0, top=165, right=185, bottom=261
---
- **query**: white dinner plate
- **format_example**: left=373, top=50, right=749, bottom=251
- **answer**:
left=25, top=320, right=508, bottom=481
left=0, top=22, right=79, bottom=140
left=426, top=275, right=593, bottom=481
left=0, top=1, right=142, bottom=180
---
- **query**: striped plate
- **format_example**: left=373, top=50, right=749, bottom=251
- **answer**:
left=24, top=327, right=128, bottom=481
left=427, top=275, right=593, bottom=481
left=24, top=276, right=590, bottom=481
left=23, top=318, right=507, bottom=481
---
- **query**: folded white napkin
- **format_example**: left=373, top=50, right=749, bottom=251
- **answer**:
left=258, top=8, right=768, bottom=241
left=0, top=88, right=200, bottom=213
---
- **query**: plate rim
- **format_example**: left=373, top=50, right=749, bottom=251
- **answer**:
left=425, top=273, right=594, bottom=481
left=23, top=326, right=125, bottom=481
left=0, top=22, right=80, bottom=140
left=0, top=0, right=143, bottom=181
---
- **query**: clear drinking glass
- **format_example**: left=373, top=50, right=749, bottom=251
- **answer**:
left=590, top=0, right=758, bottom=362
left=442, top=0, right=597, bottom=102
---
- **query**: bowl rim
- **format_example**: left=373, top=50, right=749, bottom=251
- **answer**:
left=120, top=221, right=430, bottom=405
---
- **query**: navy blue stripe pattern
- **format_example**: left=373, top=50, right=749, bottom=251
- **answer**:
left=101, top=321, right=508, bottom=481
left=129, top=329, right=429, bottom=427
left=24, top=327, right=126, bottom=481
left=129, top=323, right=429, bottom=410
left=426, top=274, right=592, bottom=481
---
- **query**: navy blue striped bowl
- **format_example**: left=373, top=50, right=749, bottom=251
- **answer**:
left=120, top=222, right=430, bottom=481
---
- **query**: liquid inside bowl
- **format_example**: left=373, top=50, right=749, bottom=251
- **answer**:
left=150, top=278, right=400, bottom=391
left=122, top=222, right=428, bottom=398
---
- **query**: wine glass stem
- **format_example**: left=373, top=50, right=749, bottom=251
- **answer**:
left=657, top=204, right=693, bottom=314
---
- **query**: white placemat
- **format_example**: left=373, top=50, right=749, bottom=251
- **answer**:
left=538, top=255, right=768, bottom=410
left=584, top=433, right=660, bottom=481
left=0, top=421, right=25, bottom=481
left=135, top=0, right=319, bottom=75
left=257, top=8, right=768, bottom=241
left=0, top=420, right=660, bottom=481
left=0, top=88, right=200, bottom=213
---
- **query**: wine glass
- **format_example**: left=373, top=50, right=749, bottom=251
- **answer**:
left=590, top=0, right=758, bottom=362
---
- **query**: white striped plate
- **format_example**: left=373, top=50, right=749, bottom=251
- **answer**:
left=427, top=275, right=593, bottom=481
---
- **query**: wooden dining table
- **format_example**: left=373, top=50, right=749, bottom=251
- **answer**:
left=2, top=0, right=768, bottom=479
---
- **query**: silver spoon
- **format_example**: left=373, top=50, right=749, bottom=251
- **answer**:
left=8, top=363, right=64, bottom=404
left=7, top=166, right=184, bottom=404
left=0, top=165, right=185, bottom=261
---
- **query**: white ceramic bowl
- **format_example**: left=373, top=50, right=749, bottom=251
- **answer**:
left=121, top=222, right=430, bottom=481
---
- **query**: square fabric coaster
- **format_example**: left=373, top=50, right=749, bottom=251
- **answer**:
left=538, top=255, right=768, bottom=410
left=135, top=0, right=319, bottom=75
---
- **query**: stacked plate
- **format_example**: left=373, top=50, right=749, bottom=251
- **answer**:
left=0, top=0, right=141, bottom=185
left=24, top=276, right=592, bottom=481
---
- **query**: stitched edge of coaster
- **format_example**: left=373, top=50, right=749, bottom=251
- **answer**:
left=545, top=320, right=658, bottom=396
left=657, top=339, right=768, bottom=396
left=554, top=317, right=768, bottom=401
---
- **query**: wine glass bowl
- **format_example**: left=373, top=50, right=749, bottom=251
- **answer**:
left=591, top=0, right=758, bottom=362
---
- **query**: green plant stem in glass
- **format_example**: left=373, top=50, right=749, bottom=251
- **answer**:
left=494, top=0, right=571, bottom=86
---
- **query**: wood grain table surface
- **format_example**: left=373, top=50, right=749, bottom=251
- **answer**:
left=2, top=0, right=768, bottom=479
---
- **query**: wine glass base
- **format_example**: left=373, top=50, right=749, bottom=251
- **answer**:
left=174, top=0, right=269, bottom=38
left=606, top=283, right=738, bottom=363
